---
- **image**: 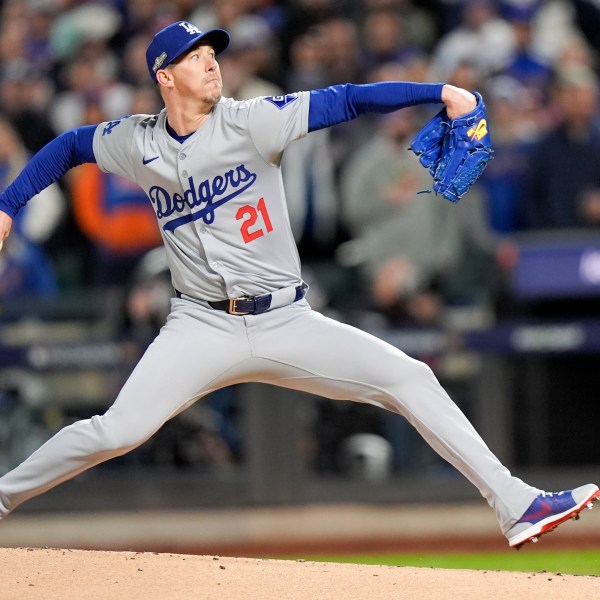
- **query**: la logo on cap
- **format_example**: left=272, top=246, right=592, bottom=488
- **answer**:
left=179, top=22, right=201, bottom=35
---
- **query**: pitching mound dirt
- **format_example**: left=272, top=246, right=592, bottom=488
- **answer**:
left=0, top=547, right=598, bottom=599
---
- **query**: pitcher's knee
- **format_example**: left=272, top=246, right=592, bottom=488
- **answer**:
left=382, top=359, right=441, bottom=408
left=402, top=358, right=438, bottom=386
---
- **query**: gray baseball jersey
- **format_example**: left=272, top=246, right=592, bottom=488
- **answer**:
left=93, top=93, right=309, bottom=301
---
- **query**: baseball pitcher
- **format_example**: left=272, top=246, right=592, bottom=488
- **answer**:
left=0, top=21, right=596, bottom=549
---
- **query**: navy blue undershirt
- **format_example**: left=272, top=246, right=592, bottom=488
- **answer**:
left=0, top=82, right=444, bottom=218
left=166, top=121, right=194, bottom=143
left=308, top=82, right=443, bottom=131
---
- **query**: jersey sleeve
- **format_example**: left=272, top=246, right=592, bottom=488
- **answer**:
left=246, top=92, right=310, bottom=166
left=308, top=83, right=444, bottom=132
left=0, top=126, right=97, bottom=219
left=93, top=115, right=144, bottom=180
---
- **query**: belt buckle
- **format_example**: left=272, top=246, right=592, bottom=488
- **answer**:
left=229, top=297, right=249, bottom=315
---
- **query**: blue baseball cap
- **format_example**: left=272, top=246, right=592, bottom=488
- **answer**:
left=146, top=21, right=230, bottom=82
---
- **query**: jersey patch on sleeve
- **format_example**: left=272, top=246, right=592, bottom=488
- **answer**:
left=263, top=95, right=298, bottom=110
left=101, top=115, right=131, bottom=136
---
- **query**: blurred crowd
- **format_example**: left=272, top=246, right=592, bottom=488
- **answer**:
left=1, top=0, right=600, bottom=330
left=2, top=0, right=600, bottom=479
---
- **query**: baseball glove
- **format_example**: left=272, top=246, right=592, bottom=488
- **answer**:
left=409, top=92, right=493, bottom=203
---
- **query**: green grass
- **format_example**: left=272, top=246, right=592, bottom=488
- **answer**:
left=291, top=551, right=600, bottom=576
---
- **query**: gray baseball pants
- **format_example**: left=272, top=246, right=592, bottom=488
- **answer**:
left=0, top=298, right=538, bottom=534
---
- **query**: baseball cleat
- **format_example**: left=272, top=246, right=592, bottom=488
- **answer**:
left=507, top=483, right=600, bottom=550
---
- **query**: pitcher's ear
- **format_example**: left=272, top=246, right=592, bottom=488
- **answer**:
left=156, top=68, right=172, bottom=87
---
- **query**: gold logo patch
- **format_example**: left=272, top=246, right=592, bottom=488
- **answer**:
left=467, top=119, right=488, bottom=141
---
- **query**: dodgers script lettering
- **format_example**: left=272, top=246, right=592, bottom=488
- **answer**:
left=148, top=164, right=257, bottom=232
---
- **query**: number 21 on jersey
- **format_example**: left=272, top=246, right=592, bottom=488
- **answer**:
left=236, top=197, right=273, bottom=243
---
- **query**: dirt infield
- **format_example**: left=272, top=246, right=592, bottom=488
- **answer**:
left=0, top=547, right=598, bottom=599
